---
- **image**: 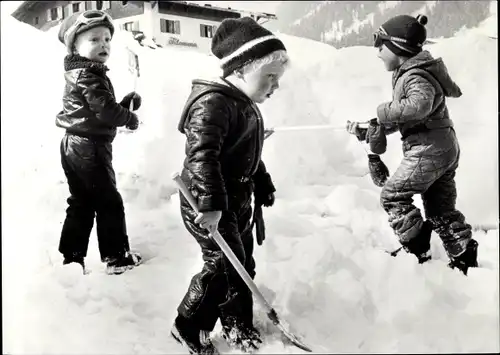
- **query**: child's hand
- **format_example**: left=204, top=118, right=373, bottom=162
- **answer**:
left=346, top=120, right=368, bottom=141
left=120, top=92, right=142, bottom=111
left=126, top=112, right=139, bottom=130
left=195, top=210, right=222, bottom=235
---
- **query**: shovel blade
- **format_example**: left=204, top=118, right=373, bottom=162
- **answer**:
left=276, top=321, right=312, bottom=352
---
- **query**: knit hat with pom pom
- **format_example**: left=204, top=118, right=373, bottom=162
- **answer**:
left=378, top=14, right=428, bottom=56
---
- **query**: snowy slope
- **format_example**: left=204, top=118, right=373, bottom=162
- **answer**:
left=2, top=8, right=498, bottom=354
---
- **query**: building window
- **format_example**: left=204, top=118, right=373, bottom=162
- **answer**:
left=34, top=17, right=39, bottom=25
left=160, top=19, right=180, bottom=34
left=200, top=24, right=216, bottom=38
left=122, top=21, right=140, bottom=32
left=50, top=8, right=58, bottom=20
left=72, top=2, right=80, bottom=13
left=96, top=1, right=111, bottom=10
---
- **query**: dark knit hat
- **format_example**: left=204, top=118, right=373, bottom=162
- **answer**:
left=378, top=14, right=428, bottom=56
left=58, top=10, right=115, bottom=53
left=211, top=17, right=286, bottom=77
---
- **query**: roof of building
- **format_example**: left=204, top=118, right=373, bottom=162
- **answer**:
left=11, top=1, right=277, bottom=21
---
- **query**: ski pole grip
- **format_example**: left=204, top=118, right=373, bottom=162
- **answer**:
left=172, top=172, right=200, bottom=213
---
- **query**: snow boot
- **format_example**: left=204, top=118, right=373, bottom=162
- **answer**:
left=63, top=254, right=85, bottom=269
left=221, top=317, right=262, bottom=353
left=448, top=239, right=478, bottom=276
left=105, top=251, right=142, bottom=275
left=400, top=220, right=433, bottom=264
left=170, top=315, right=219, bottom=355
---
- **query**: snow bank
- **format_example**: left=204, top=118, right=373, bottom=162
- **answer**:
left=2, top=8, right=498, bottom=354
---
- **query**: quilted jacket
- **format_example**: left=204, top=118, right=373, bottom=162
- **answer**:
left=377, top=50, right=462, bottom=138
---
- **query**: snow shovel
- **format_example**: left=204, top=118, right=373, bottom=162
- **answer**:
left=126, top=47, right=140, bottom=111
left=172, top=172, right=313, bottom=353
left=120, top=47, right=141, bottom=134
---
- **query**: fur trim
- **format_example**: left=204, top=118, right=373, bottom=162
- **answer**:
left=64, top=54, right=109, bottom=74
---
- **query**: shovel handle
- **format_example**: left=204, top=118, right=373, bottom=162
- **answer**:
left=171, top=173, right=276, bottom=316
left=172, top=172, right=313, bottom=352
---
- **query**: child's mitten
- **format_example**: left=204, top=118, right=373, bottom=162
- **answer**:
left=368, top=154, right=390, bottom=187
left=366, top=118, right=387, bottom=154
left=126, top=112, right=140, bottom=131
left=120, top=92, right=142, bottom=111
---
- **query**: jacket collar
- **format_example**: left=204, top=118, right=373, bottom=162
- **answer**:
left=64, top=54, right=109, bottom=75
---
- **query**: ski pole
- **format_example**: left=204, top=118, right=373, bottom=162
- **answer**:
left=172, top=172, right=312, bottom=353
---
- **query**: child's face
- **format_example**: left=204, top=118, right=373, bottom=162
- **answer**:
left=74, top=26, right=112, bottom=63
left=377, top=43, right=400, bottom=72
left=241, top=60, right=286, bottom=104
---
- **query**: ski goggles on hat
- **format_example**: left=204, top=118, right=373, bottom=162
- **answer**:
left=64, top=10, right=113, bottom=44
left=373, top=28, right=423, bottom=50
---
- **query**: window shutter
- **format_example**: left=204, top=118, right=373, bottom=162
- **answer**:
left=160, top=19, right=165, bottom=33
left=174, top=20, right=180, bottom=34
left=200, top=24, right=204, bottom=37
left=212, top=25, right=217, bottom=35
left=57, top=6, right=63, bottom=20
left=133, top=21, right=140, bottom=31
left=46, top=8, right=51, bottom=21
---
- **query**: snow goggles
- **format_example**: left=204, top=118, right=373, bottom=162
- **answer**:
left=64, top=10, right=114, bottom=44
left=373, top=31, right=413, bottom=48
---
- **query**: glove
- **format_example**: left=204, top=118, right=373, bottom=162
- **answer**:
left=252, top=204, right=266, bottom=245
left=126, top=112, right=139, bottom=131
left=366, top=118, right=387, bottom=154
left=252, top=171, right=276, bottom=245
left=346, top=120, right=368, bottom=141
left=253, top=172, right=276, bottom=207
left=120, top=92, right=142, bottom=111
left=368, top=154, right=390, bottom=187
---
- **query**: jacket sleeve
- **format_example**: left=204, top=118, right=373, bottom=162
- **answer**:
left=184, top=93, right=230, bottom=212
left=77, top=71, right=133, bottom=127
left=383, top=123, right=399, bottom=135
left=377, top=74, right=436, bottom=126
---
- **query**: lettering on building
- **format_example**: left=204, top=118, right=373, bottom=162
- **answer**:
left=168, top=37, right=198, bottom=48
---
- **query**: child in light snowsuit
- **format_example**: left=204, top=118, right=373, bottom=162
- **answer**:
left=171, top=17, right=289, bottom=354
left=56, top=10, right=142, bottom=275
left=350, top=14, right=478, bottom=275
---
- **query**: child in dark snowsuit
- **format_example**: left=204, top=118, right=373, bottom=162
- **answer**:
left=170, top=17, right=289, bottom=355
left=56, top=10, right=142, bottom=275
left=350, top=14, right=478, bottom=275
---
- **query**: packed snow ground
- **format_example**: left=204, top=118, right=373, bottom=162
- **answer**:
left=2, top=7, right=498, bottom=354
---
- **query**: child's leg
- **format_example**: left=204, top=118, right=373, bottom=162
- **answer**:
left=422, top=165, right=477, bottom=272
left=59, top=135, right=96, bottom=261
left=219, top=202, right=262, bottom=350
left=218, top=203, right=256, bottom=329
left=380, top=143, right=458, bottom=255
left=234, top=204, right=256, bottom=326
left=92, top=142, right=130, bottom=261
left=177, top=197, right=247, bottom=332
left=381, top=156, right=438, bottom=244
